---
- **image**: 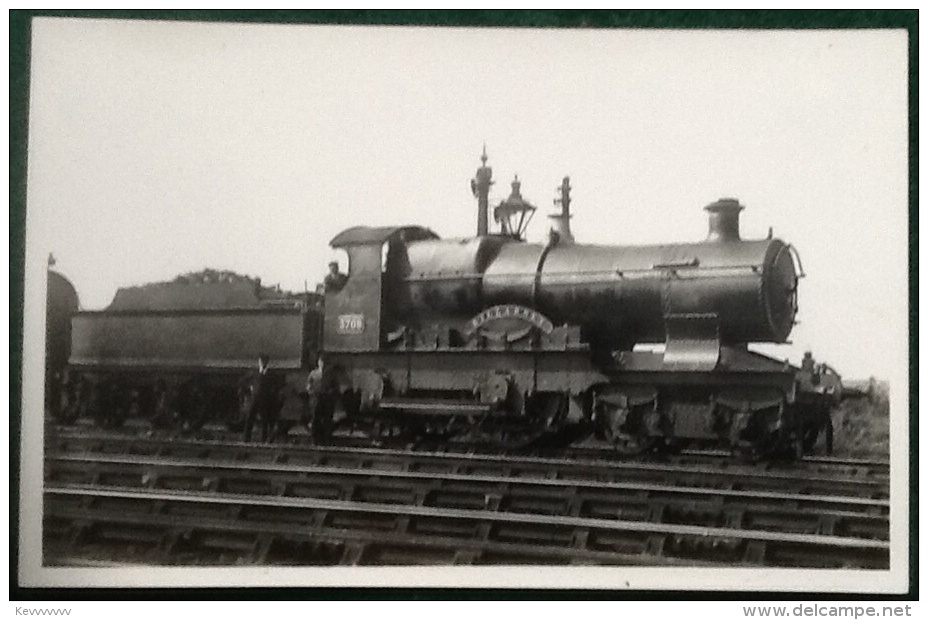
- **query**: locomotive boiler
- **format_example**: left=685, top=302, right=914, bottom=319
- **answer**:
left=398, top=194, right=798, bottom=354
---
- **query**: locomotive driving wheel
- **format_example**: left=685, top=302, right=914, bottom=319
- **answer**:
left=470, top=415, right=549, bottom=450
left=798, top=405, right=835, bottom=456
left=362, top=413, right=424, bottom=446
left=598, top=402, right=658, bottom=456
left=525, top=392, right=585, bottom=450
left=467, top=390, right=567, bottom=450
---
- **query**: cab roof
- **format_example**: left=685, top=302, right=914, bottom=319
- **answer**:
left=329, top=225, right=439, bottom=248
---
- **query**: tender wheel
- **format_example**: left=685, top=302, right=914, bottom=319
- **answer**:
left=55, top=376, right=82, bottom=424
left=55, top=405, right=79, bottom=425
left=55, top=389, right=81, bottom=424
left=180, top=384, right=208, bottom=433
left=227, top=383, right=253, bottom=433
left=93, top=382, right=127, bottom=429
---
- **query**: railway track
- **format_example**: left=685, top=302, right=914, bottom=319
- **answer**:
left=48, top=428, right=890, bottom=498
left=47, top=421, right=890, bottom=481
left=44, top=430, right=890, bottom=568
left=50, top=421, right=890, bottom=468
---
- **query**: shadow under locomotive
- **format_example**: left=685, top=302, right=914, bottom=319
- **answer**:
left=45, top=153, right=869, bottom=460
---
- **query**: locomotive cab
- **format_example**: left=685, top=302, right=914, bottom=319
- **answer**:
left=323, top=225, right=438, bottom=353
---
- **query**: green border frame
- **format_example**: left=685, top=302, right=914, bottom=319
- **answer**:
left=9, top=9, right=918, bottom=601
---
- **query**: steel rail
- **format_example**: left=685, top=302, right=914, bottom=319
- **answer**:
left=48, top=425, right=890, bottom=483
left=50, top=425, right=890, bottom=474
left=48, top=452, right=890, bottom=516
left=567, top=446, right=889, bottom=474
left=42, top=502, right=729, bottom=567
left=49, top=430, right=890, bottom=498
left=46, top=484, right=889, bottom=552
left=47, top=452, right=889, bottom=547
left=51, top=427, right=889, bottom=480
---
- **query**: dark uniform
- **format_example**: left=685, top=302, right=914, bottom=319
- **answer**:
left=244, top=356, right=277, bottom=442
left=324, top=262, right=348, bottom=292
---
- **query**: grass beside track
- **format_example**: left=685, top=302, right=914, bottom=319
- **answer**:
left=832, top=380, right=890, bottom=460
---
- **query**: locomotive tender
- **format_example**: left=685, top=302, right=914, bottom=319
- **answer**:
left=50, top=151, right=836, bottom=457
left=45, top=268, right=79, bottom=414
left=55, top=270, right=321, bottom=430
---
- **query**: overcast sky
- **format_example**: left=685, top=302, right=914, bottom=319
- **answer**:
left=25, top=18, right=908, bottom=380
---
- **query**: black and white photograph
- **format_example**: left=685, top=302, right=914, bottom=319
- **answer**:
left=14, top=12, right=912, bottom=595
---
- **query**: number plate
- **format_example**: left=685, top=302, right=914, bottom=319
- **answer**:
left=337, top=313, right=365, bottom=334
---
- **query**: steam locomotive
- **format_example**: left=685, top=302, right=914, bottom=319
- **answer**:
left=47, top=152, right=847, bottom=458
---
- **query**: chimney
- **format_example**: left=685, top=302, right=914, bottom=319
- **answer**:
left=548, top=176, right=574, bottom=244
left=704, top=198, right=744, bottom=242
left=470, top=146, right=493, bottom=236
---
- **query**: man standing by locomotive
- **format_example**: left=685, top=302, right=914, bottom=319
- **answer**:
left=323, top=261, right=348, bottom=292
left=304, top=357, right=325, bottom=439
left=244, top=354, right=276, bottom=442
